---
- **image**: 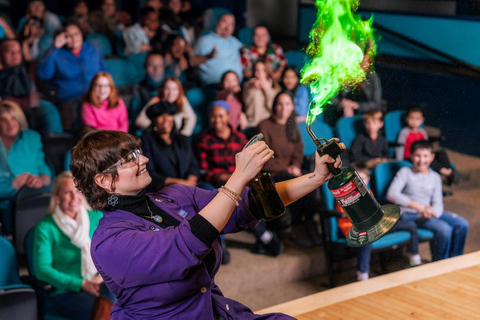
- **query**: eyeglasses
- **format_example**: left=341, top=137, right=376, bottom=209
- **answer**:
left=102, top=149, right=142, bottom=173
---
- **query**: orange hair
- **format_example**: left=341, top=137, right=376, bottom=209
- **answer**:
left=84, top=72, right=120, bottom=109
left=159, top=76, right=185, bottom=112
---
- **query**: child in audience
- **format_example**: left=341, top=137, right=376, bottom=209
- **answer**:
left=280, top=66, right=310, bottom=123
left=81, top=72, right=128, bottom=133
left=388, top=140, right=469, bottom=261
left=215, top=70, right=248, bottom=131
left=396, top=105, right=459, bottom=186
left=336, top=162, right=421, bottom=281
left=351, top=109, right=389, bottom=168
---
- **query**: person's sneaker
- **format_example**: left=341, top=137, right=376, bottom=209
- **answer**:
left=252, top=240, right=266, bottom=255
left=408, top=254, right=421, bottom=267
left=263, top=232, right=284, bottom=257
left=306, top=221, right=322, bottom=246
left=357, top=271, right=369, bottom=281
left=291, top=223, right=314, bottom=249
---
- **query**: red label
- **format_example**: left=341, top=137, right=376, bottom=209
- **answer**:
left=331, top=181, right=358, bottom=198
left=359, top=231, right=367, bottom=236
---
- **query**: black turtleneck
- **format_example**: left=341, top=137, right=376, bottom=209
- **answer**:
left=109, top=189, right=219, bottom=272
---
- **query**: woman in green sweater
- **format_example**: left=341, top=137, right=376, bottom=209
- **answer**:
left=34, top=171, right=115, bottom=320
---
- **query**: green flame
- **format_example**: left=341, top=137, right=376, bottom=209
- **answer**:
left=301, top=0, right=376, bottom=125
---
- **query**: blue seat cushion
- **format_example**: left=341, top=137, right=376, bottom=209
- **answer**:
left=418, top=228, right=434, bottom=241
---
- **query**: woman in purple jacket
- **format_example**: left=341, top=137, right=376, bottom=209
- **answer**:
left=69, top=130, right=343, bottom=319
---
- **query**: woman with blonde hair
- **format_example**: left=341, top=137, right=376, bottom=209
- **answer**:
left=81, top=72, right=128, bottom=133
left=0, top=100, right=51, bottom=199
left=136, top=76, right=197, bottom=136
left=34, top=171, right=115, bottom=320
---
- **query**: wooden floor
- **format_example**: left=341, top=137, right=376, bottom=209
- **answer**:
left=257, top=251, right=480, bottom=319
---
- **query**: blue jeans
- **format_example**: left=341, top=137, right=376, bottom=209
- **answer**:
left=401, top=212, right=469, bottom=261
left=356, top=218, right=419, bottom=273
left=45, top=283, right=116, bottom=320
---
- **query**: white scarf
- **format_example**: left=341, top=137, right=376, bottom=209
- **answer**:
left=52, top=206, right=98, bottom=280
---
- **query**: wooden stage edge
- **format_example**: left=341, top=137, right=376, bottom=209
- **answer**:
left=256, top=250, right=480, bottom=317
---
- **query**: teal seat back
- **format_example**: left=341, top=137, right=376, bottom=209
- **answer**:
left=372, top=160, right=412, bottom=202
left=0, top=236, right=21, bottom=286
left=335, top=115, right=363, bottom=149
left=285, top=50, right=309, bottom=70
left=298, top=120, right=334, bottom=156
left=87, top=33, right=112, bottom=56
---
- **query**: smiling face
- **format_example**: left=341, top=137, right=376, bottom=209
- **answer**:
left=282, top=69, right=298, bottom=91
left=273, top=93, right=295, bottom=123
left=111, top=151, right=152, bottom=196
left=94, top=76, right=112, bottom=103
left=253, top=26, right=270, bottom=48
left=222, top=72, right=239, bottom=90
left=364, top=117, right=383, bottom=136
left=55, top=178, right=84, bottom=218
left=209, top=106, right=230, bottom=133
left=215, top=14, right=235, bottom=39
left=65, top=24, right=83, bottom=50
left=0, top=111, right=21, bottom=139
left=411, top=147, right=435, bottom=174
left=170, top=37, right=186, bottom=59
left=154, top=113, right=174, bottom=135
left=163, top=80, right=180, bottom=104
left=28, top=1, right=45, bottom=18
left=168, top=0, right=182, bottom=15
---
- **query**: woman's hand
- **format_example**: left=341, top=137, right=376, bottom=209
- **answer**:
left=25, top=175, right=43, bottom=189
left=233, top=141, right=274, bottom=185
left=313, top=141, right=345, bottom=183
left=12, top=173, right=30, bottom=190
left=81, top=279, right=100, bottom=296
left=54, top=32, right=68, bottom=48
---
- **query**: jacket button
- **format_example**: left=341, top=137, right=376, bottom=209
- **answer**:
left=226, top=304, right=229, bottom=311
left=200, top=287, right=207, bottom=293
left=155, top=198, right=163, bottom=202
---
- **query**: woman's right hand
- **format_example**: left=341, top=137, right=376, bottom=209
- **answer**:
left=12, top=173, right=30, bottom=190
left=81, top=279, right=100, bottom=297
left=54, top=32, right=67, bottom=48
left=233, top=141, right=274, bottom=185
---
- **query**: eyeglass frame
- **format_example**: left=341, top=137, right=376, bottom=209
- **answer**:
left=102, top=149, right=143, bottom=173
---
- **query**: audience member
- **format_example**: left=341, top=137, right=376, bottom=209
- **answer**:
left=215, top=70, right=248, bottom=131
left=130, top=51, right=165, bottom=128
left=256, top=91, right=321, bottom=248
left=336, top=162, right=421, bottom=281
left=325, top=52, right=382, bottom=126
left=136, top=76, right=197, bottom=136
left=0, top=17, right=15, bottom=40
left=396, top=105, right=459, bottom=186
left=0, top=101, right=51, bottom=198
left=37, top=20, right=108, bottom=131
left=160, top=0, right=194, bottom=43
left=123, top=6, right=158, bottom=55
left=19, top=17, right=45, bottom=62
left=241, top=25, right=287, bottom=81
left=243, top=60, right=281, bottom=127
left=141, top=101, right=199, bottom=191
left=34, top=171, right=115, bottom=320
left=71, top=0, right=92, bottom=35
left=81, top=72, right=128, bottom=133
left=350, top=109, right=389, bottom=168
left=91, top=0, right=131, bottom=34
left=0, top=39, right=62, bottom=134
left=194, top=13, right=241, bottom=85
left=387, top=140, right=469, bottom=261
left=17, top=0, right=62, bottom=35
left=280, top=65, right=310, bottom=123
left=197, top=101, right=283, bottom=258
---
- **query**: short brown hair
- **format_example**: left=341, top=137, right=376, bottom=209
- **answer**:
left=363, top=109, right=383, bottom=122
left=84, top=72, right=120, bottom=109
left=70, top=130, right=141, bottom=210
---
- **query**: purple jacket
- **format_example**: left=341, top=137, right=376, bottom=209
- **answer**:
left=91, top=185, right=294, bottom=320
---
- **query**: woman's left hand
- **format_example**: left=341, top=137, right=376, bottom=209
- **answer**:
left=313, top=141, right=345, bottom=182
left=25, top=175, right=43, bottom=189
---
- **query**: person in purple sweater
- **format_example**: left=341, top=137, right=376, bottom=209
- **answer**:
left=69, top=130, right=343, bottom=319
left=387, top=140, right=468, bottom=261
